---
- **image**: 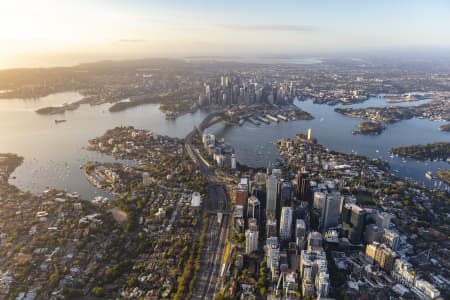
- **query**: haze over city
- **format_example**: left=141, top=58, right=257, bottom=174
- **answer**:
left=1, top=0, right=450, bottom=68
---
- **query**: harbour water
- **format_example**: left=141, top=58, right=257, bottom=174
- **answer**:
left=205, top=97, right=449, bottom=188
left=0, top=92, right=208, bottom=199
left=0, top=93, right=448, bottom=199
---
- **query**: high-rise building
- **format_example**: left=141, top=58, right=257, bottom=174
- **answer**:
left=296, top=171, right=310, bottom=202
left=307, top=128, right=312, bottom=141
left=248, top=218, right=258, bottom=231
left=342, top=203, right=368, bottom=244
left=280, top=207, right=293, bottom=241
left=266, top=215, right=277, bottom=238
left=382, top=228, right=400, bottom=251
left=295, top=219, right=307, bottom=250
left=392, top=258, right=440, bottom=300
left=253, top=172, right=267, bottom=186
left=375, top=212, right=394, bottom=229
left=245, top=228, right=259, bottom=254
left=376, top=212, right=393, bottom=229
left=142, top=172, right=151, bottom=187
left=231, top=153, right=237, bottom=169
left=392, top=258, right=416, bottom=287
left=364, top=223, right=383, bottom=244
left=307, top=231, right=323, bottom=251
left=315, top=271, right=330, bottom=298
left=321, top=192, right=341, bottom=232
left=247, top=196, right=260, bottom=222
left=271, top=168, right=282, bottom=178
left=300, top=249, right=329, bottom=298
left=265, top=237, right=280, bottom=280
left=266, top=174, right=278, bottom=216
left=365, top=242, right=397, bottom=272
left=235, top=185, right=248, bottom=207
left=191, top=192, right=201, bottom=207
left=313, top=192, right=326, bottom=210
left=280, top=181, right=292, bottom=207
left=365, top=242, right=378, bottom=262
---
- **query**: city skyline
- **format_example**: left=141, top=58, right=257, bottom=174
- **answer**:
left=1, top=0, right=450, bottom=68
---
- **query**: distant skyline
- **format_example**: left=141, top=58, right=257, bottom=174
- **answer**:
left=1, top=0, right=450, bottom=68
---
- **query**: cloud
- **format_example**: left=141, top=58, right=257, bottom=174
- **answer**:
left=119, top=39, right=147, bottom=43
left=218, top=24, right=317, bottom=32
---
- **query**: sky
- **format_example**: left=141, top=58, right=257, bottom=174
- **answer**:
left=0, top=0, right=449, bottom=68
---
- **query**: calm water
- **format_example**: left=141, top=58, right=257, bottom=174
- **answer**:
left=205, top=97, right=450, bottom=189
left=0, top=92, right=208, bottom=199
left=0, top=93, right=448, bottom=199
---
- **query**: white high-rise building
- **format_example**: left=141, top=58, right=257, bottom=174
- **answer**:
left=265, top=237, right=280, bottom=280
left=245, top=229, right=259, bottom=254
left=376, top=212, right=393, bottom=229
left=191, top=192, right=201, bottom=207
left=142, top=172, right=151, bottom=187
left=231, top=153, right=237, bottom=169
left=280, top=207, right=293, bottom=241
left=300, top=249, right=329, bottom=298
left=315, top=271, right=330, bottom=298
left=307, top=128, right=312, bottom=140
left=247, top=196, right=261, bottom=221
left=313, top=192, right=326, bottom=210
left=266, top=174, right=278, bottom=216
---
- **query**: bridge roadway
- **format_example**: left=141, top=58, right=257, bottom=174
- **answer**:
left=185, top=113, right=231, bottom=299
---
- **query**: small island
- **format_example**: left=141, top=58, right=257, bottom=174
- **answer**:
left=35, top=102, right=80, bottom=115
left=352, top=121, right=385, bottom=135
left=390, top=142, right=450, bottom=161
left=292, top=108, right=314, bottom=120
left=438, top=123, right=450, bottom=132
left=437, top=169, right=450, bottom=185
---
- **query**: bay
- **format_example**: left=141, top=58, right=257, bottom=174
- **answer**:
left=0, top=92, right=448, bottom=200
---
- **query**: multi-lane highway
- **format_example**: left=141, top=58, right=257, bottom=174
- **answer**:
left=185, top=125, right=231, bottom=299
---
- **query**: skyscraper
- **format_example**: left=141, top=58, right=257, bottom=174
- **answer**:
left=307, top=231, right=323, bottom=251
left=364, top=223, right=383, bottom=244
left=296, top=171, right=310, bottom=202
left=280, top=207, right=293, bottom=241
left=247, top=196, right=261, bottom=222
left=266, top=215, right=277, bottom=238
left=245, top=228, right=259, bottom=254
left=265, top=237, right=280, bottom=280
left=342, top=203, right=368, bottom=244
left=235, top=184, right=248, bottom=207
left=266, top=174, right=278, bottom=216
left=376, top=212, right=394, bottom=229
left=313, top=191, right=326, bottom=210
left=321, top=192, right=341, bottom=232
left=300, top=248, right=329, bottom=298
left=280, top=181, right=292, bottom=207
left=307, top=128, right=312, bottom=141
left=295, top=219, right=307, bottom=250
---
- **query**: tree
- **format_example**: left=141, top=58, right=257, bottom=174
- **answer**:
left=91, top=286, right=104, bottom=297
left=49, top=269, right=60, bottom=288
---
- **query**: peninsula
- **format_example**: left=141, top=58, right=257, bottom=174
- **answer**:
left=390, top=142, right=450, bottom=161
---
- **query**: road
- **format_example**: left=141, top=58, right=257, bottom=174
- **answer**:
left=185, top=125, right=231, bottom=299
